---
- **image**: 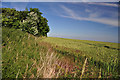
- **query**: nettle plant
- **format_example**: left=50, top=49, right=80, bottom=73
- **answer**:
left=20, top=12, right=39, bottom=35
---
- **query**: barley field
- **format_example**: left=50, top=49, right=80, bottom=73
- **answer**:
left=41, top=37, right=119, bottom=78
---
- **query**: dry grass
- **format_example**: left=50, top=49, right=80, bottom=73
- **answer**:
left=98, top=68, right=101, bottom=78
left=20, top=49, right=62, bottom=78
left=36, top=50, right=59, bottom=78
left=80, top=58, right=87, bottom=79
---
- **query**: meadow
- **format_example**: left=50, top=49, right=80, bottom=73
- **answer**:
left=2, top=27, right=119, bottom=78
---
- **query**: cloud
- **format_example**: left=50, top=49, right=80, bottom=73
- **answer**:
left=2, top=0, right=29, bottom=2
left=10, top=2, right=28, bottom=11
left=1, top=5, right=9, bottom=8
left=60, top=5, right=118, bottom=27
left=70, top=2, right=118, bottom=7
left=2, top=0, right=119, bottom=2
left=80, top=0, right=118, bottom=2
left=87, top=3, right=118, bottom=7
left=60, top=5, right=79, bottom=18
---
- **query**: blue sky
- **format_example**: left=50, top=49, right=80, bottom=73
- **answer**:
left=2, top=2, right=119, bottom=43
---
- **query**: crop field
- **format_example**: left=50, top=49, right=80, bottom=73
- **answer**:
left=41, top=37, right=119, bottom=78
left=42, top=37, right=119, bottom=65
left=2, top=27, right=119, bottom=78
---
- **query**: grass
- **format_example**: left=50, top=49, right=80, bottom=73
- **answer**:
left=2, top=27, right=119, bottom=78
left=2, top=27, right=62, bottom=78
left=41, top=37, right=119, bottom=78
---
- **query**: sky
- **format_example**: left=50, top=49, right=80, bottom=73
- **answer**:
left=1, top=2, right=119, bottom=43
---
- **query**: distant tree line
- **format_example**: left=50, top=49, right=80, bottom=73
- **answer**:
left=1, top=8, right=50, bottom=36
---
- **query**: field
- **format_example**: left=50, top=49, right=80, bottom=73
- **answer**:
left=42, top=37, right=119, bottom=64
left=42, top=37, right=119, bottom=78
left=2, top=27, right=119, bottom=78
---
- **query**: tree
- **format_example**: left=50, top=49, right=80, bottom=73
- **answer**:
left=1, top=8, right=50, bottom=37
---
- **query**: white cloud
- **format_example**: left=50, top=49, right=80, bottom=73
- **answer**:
left=10, top=2, right=28, bottom=11
left=2, top=0, right=29, bottom=2
left=1, top=0, right=119, bottom=2
left=70, top=2, right=118, bottom=7
left=1, top=5, right=9, bottom=8
left=60, top=5, right=79, bottom=18
left=89, top=12, right=100, bottom=18
left=87, top=3, right=118, bottom=7
left=81, top=0, right=118, bottom=2
left=60, top=5, right=118, bottom=27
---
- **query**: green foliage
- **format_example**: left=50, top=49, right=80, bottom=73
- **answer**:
left=20, top=12, right=39, bottom=35
left=1, top=8, right=50, bottom=36
left=2, top=27, right=51, bottom=78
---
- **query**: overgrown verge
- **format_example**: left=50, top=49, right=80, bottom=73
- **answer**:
left=2, top=27, right=87, bottom=78
left=2, top=27, right=61, bottom=78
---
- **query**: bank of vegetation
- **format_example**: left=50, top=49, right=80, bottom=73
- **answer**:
left=1, top=8, right=119, bottom=79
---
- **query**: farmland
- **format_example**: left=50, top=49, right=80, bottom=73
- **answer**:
left=42, top=37, right=119, bottom=67
left=41, top=37, right=119, bottom=78
left=2, top=27, right=119, bottom=78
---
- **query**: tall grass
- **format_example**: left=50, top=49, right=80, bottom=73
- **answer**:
left=21, top=50, right=62, bottom=78
left=36, top=51, right=60, bottom=78
left=2, top=27, right=62, bottom=78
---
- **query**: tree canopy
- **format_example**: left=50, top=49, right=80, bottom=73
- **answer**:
left=1, top=8, right=50, bottom=36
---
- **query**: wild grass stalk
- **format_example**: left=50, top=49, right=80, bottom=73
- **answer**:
left=16, top=52, right=18, bottom=61
left=80, top=58, right=87, bottom=79
left=16, top=69, right=20, bottom=79
left=22, top=64, right=28, bottom=78
left=98, top=68, right=101, bottom=78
